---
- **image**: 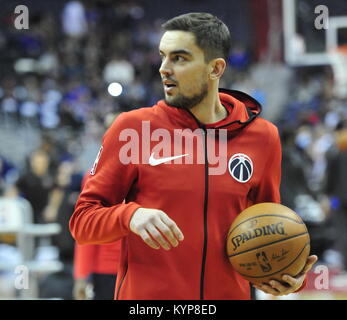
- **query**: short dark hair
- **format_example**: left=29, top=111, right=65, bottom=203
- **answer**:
left=162, top=12, right=231, bottom=62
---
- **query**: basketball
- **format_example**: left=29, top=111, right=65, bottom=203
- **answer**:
left=226, top=202, right=310, bottom=285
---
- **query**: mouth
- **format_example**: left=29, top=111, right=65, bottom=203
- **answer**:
left=163, top=80, right=178, bottom=93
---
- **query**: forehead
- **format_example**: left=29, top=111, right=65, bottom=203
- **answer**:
left=159, top=30, right=202, bottom=55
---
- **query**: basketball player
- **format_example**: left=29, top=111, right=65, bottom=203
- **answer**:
left=70, top=13, right=317, bottom=299
left=73, top=242, right=119, bottom=300
left=73, top=174, right=119, bottom=300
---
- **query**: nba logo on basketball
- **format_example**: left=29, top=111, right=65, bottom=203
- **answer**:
left=228, top=153, right=253, bottom=183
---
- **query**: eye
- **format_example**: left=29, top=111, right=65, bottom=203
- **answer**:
left=173, top=55, right=185, bottom=62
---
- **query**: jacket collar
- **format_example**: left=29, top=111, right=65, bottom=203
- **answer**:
left=156, top=88, right=262, bottom=132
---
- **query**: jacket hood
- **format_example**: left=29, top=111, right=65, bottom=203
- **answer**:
left=157, top=88, right=262, bottom=132
left=215, top=88, right=262, bottom=130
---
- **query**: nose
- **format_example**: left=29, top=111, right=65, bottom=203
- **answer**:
left=159, top=58, right=173, bottom=77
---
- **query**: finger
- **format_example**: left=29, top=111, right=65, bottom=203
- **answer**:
left=138, top=229, right=160, bottom=250
left=281, top=274, right=306, bottom=294
left=146, top=225, right=171, bottom=250
left=302, top=255, right=318, bottom=274
left=154, top=220, right=179, bottom=247
left=160, top=213, right=184, bottom=241
left=269, top=279, right=292, bottom=293
left=281, top=274, right=300, bottom=287
left=297, top=260, right=316, bottom=277
left=252, top=284, right=266, bottom=295
left=257, top=283, right=281, bottom=296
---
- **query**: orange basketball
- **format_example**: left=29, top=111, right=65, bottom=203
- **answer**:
left=226, top=202, right=310, bottom=285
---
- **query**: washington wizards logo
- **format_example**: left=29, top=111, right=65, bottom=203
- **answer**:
left=228, top=153, right=253, bottom=183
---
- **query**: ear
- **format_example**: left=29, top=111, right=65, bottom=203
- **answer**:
left=209, top=58, right=226, bottom=80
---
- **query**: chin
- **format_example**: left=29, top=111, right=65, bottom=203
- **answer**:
left=164, top=94, right=176, bottom=104
left=164, top=97, right=179, bottom=108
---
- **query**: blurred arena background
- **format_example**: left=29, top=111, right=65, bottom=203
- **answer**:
left=0, top=0, right=347, bottom=300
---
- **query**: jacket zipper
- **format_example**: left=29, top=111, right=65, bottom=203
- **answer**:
left=200, top=127, right=209, bottom=300
left=182, top=109, right=210, bottom=300
left=115, top=265, right=128, bottom=300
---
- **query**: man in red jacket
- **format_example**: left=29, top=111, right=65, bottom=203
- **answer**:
left=73, top=174, right=120, bottom=300
left=70, top=12, right=317, bottom=299
left=73, top=242, right=119, bottom=300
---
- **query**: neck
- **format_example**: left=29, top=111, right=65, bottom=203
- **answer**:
left=190, top=85, right=227, bottom=124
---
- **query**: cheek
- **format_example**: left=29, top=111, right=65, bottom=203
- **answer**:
left=178, top=68, right=207, bottom=92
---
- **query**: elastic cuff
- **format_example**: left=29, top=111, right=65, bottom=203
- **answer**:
left=121, top=202, right=142, bottom=232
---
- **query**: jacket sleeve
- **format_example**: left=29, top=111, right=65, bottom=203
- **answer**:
left=69, top=113, right=141, bottom=244
left=254, top=123, right=282, bottom=204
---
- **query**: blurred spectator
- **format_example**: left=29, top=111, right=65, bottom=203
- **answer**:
left=0, top=156, right=18, bottom=196
left=280, top=126, right=313, bottom=209
left=40, top=83, right=62, bottom=129
left=62, top=1, right=88, bottom=38
left=72, top=174, right=118, bottom=300
left=37, top=160, right=83, bottom=300
left=325, top=128, right=347, bottom=269
left=14, top=149, right=55, bottom=223
left=280, top=126, right=336, bottom=261
left=228, top=44, right=250, bottom=70
left=103, top=54, right=135, bottom=85
left=1, top=96, right=18, bottom=124
left=43, top=160, right=82, bottom=261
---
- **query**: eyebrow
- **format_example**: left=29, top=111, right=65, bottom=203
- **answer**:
left=159, top=49, right=193, bottom=57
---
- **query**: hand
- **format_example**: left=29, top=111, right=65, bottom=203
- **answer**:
left=130, top=208, right=184, bottom=250
left=253, top=255, right=318, bottom=296
left=73, top=278, right=88, bottom=300
left=42, top=206, right=58, bottom=222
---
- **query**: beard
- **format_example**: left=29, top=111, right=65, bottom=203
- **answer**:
left=165, top=82, right=208, bottom=110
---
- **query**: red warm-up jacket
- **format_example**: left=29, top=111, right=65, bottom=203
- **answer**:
left=70, top=89, right=282, bottom=300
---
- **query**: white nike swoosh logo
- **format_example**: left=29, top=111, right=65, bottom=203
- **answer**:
left=149, top=153, right=189, bottom=166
